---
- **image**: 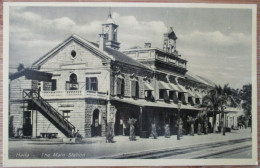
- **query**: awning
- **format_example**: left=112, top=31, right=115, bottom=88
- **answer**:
left=169, top=83, right=180, bottom=91
left=188, top=91, right=195, bottom=97
left=116, top=74, right=125, bottom=79
left=144, top=82, right=154, bottom=91
left=111, top=97, right=200, bottom=110
left=178, top=85, right=188, bottom=93
left=194, top=92, right=203, bottom=99
left=9, top=68, right=53, bottom=81
left=158, top=81, right=171, bottom=90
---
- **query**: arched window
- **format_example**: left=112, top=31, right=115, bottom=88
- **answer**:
left=70, top=73, right=77, bottom=84
left=66, top=73, right=78, bottom=90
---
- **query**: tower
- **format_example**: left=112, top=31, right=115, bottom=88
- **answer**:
left=163, top=27, right=178, bottom=54
left=101, top=9, right=120, bottom=50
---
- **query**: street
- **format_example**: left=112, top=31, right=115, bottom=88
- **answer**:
left=8, top=128, right=252, bottom=159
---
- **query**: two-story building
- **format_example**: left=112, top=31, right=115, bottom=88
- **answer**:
left=9, top=11, right=225, bottom=139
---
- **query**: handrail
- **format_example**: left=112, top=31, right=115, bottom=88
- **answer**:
left=23, top=89, right=77, bottom=136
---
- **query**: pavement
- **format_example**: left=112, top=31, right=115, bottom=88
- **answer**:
left=8, top=128, right=252, bottom=159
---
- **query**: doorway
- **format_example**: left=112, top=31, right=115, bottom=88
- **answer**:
left=23, top=111, right=32, bottom=137
left=91, top=109, right=101, bottom=137
left=115, top=111, right=123, bottom=135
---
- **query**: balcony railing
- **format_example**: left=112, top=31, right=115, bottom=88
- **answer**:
left=41, top=90, right=107, bottom=99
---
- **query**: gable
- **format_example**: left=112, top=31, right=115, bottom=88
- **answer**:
left=32, top=34, right=113, bottom=70
left=40, top=41, right=106, bottom=70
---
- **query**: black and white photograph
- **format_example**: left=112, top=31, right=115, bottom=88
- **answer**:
left=3, top=2, right=257, bottom=166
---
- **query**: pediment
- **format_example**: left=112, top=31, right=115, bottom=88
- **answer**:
left=32, top=34, right=113, bottom=69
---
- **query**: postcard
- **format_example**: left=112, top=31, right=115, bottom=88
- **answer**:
left=3, top=2, right=258, bottom=166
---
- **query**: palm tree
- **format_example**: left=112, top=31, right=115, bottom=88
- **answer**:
left=203, top=89, right=222, bottom=133
left=203, top=84, right=236, bottom=135
left=215, top=84, right=232, bottom=135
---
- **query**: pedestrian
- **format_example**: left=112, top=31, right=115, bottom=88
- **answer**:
left=164, top=124, right=170, bottom=138
left=187, top=116, right=194, bottom=136
left=178, top=118, right=183, bottom=137
left=151, top=123, right=157, bottom=139
left=128, top=118, right=136, bottom=141
left=204, top=116, right=208, bottom=134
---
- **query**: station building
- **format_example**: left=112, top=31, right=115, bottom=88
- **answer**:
left=9, top=11, right=239, bottom=139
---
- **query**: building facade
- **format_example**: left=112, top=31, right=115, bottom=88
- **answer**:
left=9, top=12, right=238, bottom=139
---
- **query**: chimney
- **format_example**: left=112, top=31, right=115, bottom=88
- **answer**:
left=144, top=43, right=151, bottom=48
left=99, top=34, right=105, bottom=51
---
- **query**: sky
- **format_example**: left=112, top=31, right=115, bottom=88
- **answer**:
left=8, top=5, right=253, bottom=89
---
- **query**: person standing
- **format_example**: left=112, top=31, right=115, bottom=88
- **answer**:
left=164, top=124, right=170, bottom=138
left=151, top=123, right=158, bottom=139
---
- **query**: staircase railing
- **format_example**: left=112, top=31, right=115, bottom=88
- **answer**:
left=23, top=89, right=80, bottom=138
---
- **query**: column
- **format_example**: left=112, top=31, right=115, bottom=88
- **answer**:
left=139, top=106, right=143, bottom=137
left=32, top=110, right=37, bottom=138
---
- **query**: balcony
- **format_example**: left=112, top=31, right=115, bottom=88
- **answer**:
left=41, top=90, right=107, bottom=100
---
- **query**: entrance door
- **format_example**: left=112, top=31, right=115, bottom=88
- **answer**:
left=91, top=109, right=101, bottom=136
left=115, top=111, right=123, bottom=135
left=23, top=111, right=32, bottom=137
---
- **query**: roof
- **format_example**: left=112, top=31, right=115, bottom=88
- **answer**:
left=89, top=41, right=151, bottom=70
left=185, top=71, right=215, bottom=87
left=9, top=68, right=53, bottom=81
left=32, top=34, right=150, bottom=70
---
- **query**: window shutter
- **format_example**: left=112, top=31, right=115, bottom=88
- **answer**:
left=116, top=79, right=122, bottom=95
left=131, top=81, right=136, bottom=97
left=86, top=78, right=89, bottom=90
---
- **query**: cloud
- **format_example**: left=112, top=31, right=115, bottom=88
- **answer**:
left=8, top=7, right=252, bottom=89
left=9, top=9, right=167, bottom=66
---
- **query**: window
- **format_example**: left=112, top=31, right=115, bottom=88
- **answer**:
left=145, top=90, right=153, bottom=100
left=131, top=81, right=139, bottom=98
left=104, top=33, right=108, bottom=41
left=188, top=97, right=192, bottom=104
left=51, top=80, right=56, bottom=91
left=196, top=98, right=200, bottom=104
left=159, top=89, right=165, bottom=99
left=71, top=50, right=77, bottom=58
left=116, top=78, right=124, bottom=96
left=70, top=73, right=77, bottom=84
left=66, top=73, right=78, bottom=90
left=63, top=111, right=70, bottom=122
left=169, top=91, right=174, bottom=100
left=178, top=92, right=182, bottom=101
left=86, top=77, right=98, bottom=91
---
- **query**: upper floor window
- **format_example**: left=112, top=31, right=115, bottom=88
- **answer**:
left=188, top=97, right=193, bottom=104
left=178, top=92, right=182, bottom=101
left=71, top=50, right=77, bottom=58
left=70, top=73, right=77, bottom=84
left=51, top=80, right=56, bottom=91
left=66, top=73, right=78, bottom=90
left=196, top=98, right=201, bottom=104
left=159, top=89, right=165, bottom=99
left=131, top=80, right=139, bottom=98
left=86, top=77, right=98, bottom=91
left=116, top=78, right=124, bottom=96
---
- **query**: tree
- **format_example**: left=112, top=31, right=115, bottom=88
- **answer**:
left=203, top=89, right=221, bottom=133
left=203, top=84, right=236, bottom=135
left=240, top=84, right=252, bottom=128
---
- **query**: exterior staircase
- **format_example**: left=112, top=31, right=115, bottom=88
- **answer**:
left=23, top=89, right=81, bottom=138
